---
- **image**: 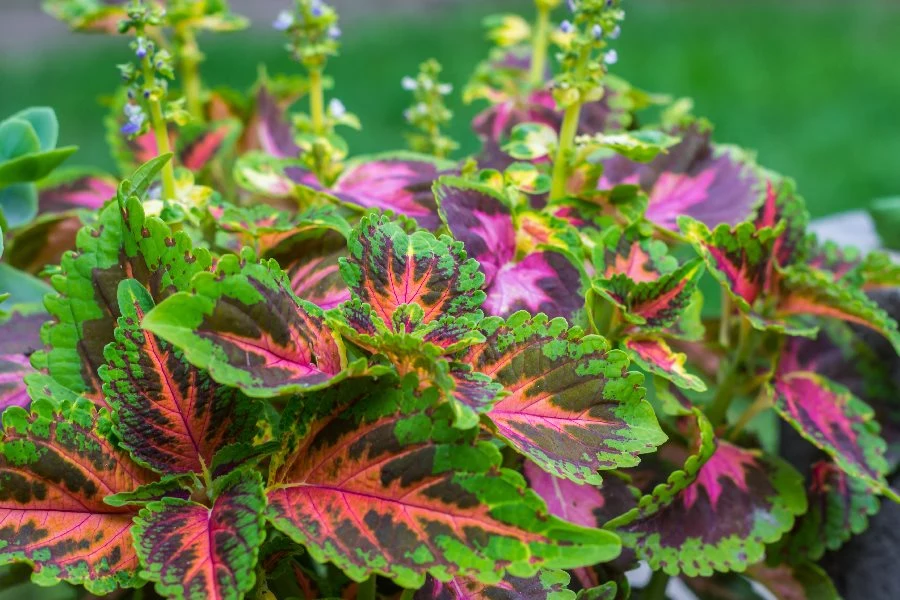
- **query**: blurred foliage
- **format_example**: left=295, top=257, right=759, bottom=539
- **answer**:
left=0, top=0, right=898, bottom=217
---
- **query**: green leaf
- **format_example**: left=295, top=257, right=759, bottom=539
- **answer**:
left=608, top=411, right=807, bottom=577
left=267, top=376, right=621, bottom=588
left=0, top=263, right=51, bottom=305
left=118, top=152, right=173, bottom=201
left=622, top=336, right=706, bottom=392
left=0, top=386, right=153, bottom=594
left=503, top=123, right=558, bottom=160
left=143, top=249, right=351, bottom=398
left=0, top=147, right=78, bottom=188
left=585, top=130, right=680, bottom=162
left=100, top=279, right=261, bottom=475
left=0, top=183, right=38, bottom=229
left=11, top=107, right=58, bottom=151
left=134, top=470, right=266, bottom=600
left=464, top=311, right=667, bottom=484
left=745, top=562, right=840, bottom=600
left=870, top=196, right=900, bottom=251
left=0, top=118, right=39, bottom=160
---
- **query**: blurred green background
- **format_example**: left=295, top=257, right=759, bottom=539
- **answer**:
left=1, top=0, right=899, bottom=218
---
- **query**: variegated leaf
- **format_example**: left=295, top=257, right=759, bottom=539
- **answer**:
left=340, top=214, right=486, bottom=329
left=608, top=413, right=807, bottom=577
left=773, top=367, right=895, bottom=496
left=593, top=259, right=704, bottom=331
left=101, top=280, right=260, bottom=474
left=0, top=387, right=153, bottom=594
left=601, top=124, right=763, bottom=231
left=414, top=569, right=575, bottom=600
left=464, top=312, right=666, bottom=484
left=0, top=306, right=44, bottom=411
left=434, top=176, right=515, bottom=286
left=783, top=461, right=879, bottom=561
left=267, top=376, right=620, bottom=588
left=483, top=251, right=584, bottom=320
left=143, top=250, right=348, bottom=398
left=622, top=336, right=706, bottom=392
left=133, top=470, right=266, bottom=600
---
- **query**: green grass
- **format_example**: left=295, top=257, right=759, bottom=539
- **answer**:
left=1, top=0, right=898, bottom=217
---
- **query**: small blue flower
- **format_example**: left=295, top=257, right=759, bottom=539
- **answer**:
left=604, top=49, right=618, bottom=65
left=328, top=25, right=341, bottom=39
left=135, top=37, right=148, bottom=59
left=401, top=76, right=418, bottom=91
left=311, top=0, right=325, bottom=17
left=121, top=104, right=145, bottom=137
left=560, top=20, right=574, bottom=34
left=328, top=98, right=346, bottom=118
left=592, top=24, right=603, bottom=39
left=610, top=25, right=621, bottom=39
left=272, top=10, right=294, bottom=31
left=567, top=0, right=577, bottom=12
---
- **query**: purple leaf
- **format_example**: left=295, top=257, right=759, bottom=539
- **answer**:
left=483, top=251, right=583, bottom=320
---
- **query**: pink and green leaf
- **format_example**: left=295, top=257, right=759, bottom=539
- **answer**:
left=37, top=168, right=116, bottom=213
left=143, top=250, right=350, bottom=398
left=524, top=461, right=638, bottom=529
left=267, top=377, right=620, bottom=588
left=340, top=214, right=486, bottom=329
left=253, top=85, right=300, bottom=158
left=265, top=226, right=351, bottom=309
left=593, top=259, right=705, bottom=331
left=773, top=369, right=895, bottom=495
left=680, top=217, right=781, bottom=310
left=329, top=154, right=451, bottom=229
left=601, top=125, right=763, bottom=231
left=133, top=470, right=266, bottom=600
left=464, top=311, right=667, bottom=484
left=622, top=336, right=706, bottom=392
left=776, top=266, right=900, bottom=355
left=783, top=461, right=880, bottom=561
left=483, top=251, right=584, bottom=320
left=434, top=176, right=515, bottom=286
left=101, top=279, right=261, bottom=475
left=414, top=569, right=576, bottom=600
left=608, top=414, right=807, bottom=577
left=745, top=562, right=841, bottom=600
left=176, top=120, right=241, bottom=173
left=3, top=211, right=84, bottom=275
left=752, top=179, right=809, bottom=269
left=594, top=226, right=677, bottom=282
left=0, top=306, right=44, bottom=411
left=0, top=390, right=153, bottom=594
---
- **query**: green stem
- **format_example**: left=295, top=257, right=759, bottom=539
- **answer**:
left=529, top=4, right=551, bottom=87
left=142, top=57, right=177, bottom=202
left=309, top=67, right=325, bottom=135
left=707, top=319, right=756, bottom=427
left=549, top=47, right=590, bottom=201
left=358, top=575, right=377, bottom=600
left=644, top=571, right=670, bottom=600
left=719, top=288, right=732, bottom=348
left=177, top=26, right=204, bottom=121
left=399, top=589, right=415, bottom=600
left=728, top=385, right=773, bottom=441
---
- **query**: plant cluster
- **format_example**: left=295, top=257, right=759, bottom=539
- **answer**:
left=1, top=0, right=899, bottom=599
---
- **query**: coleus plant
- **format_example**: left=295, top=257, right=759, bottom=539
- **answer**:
left=1, top=0, right=898, bottom=598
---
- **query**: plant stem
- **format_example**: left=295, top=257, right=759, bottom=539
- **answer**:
left=719, top=289, right=732, bottom=348
left=529, top=4, right=551, bottom=87
left=399, top=589, right=415, bottom=600
left=358, top=575, right=377, bottom=600
left=644, top=571, right=670, bottom=600
left=549, top=47, right=590, bottom=201
left=707, top=319, right=756, bottom=427
left=142, top=57, right=177, bottom=202
left=176, top=26, right=204, bottom=121
left=309, top=67, right=325, bottom=135
left=729, top=385, right=773, bottom=441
